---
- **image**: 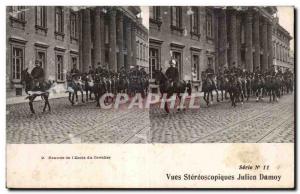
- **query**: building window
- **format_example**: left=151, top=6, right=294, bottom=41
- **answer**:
left=10, top=6, right=25, bottom=21
left=71, top=55, right=78, bottom=70
left=149, top=48, right=159, bottom=78
left=70, top=11, right=78, bottom=39
left=206, top=12, right=213, bottom=39
left=36, top=50, right=46, bottom=68
left=273, top=42, right=276, bottom=58
left=190, top=7, right=199, bottom=35
left=143, top=45, right=146, bottom=61
left=56, top=54, right=64, bottom=81
left=207, top=56, right=214, bottom=70
left=192, top=54, right=200, bottom=81
left=35, top=6, right=46, bottom=28
left=11, top=46, right=24, bottom=82
left=170, top=7, right=182, bottom=31
left=136, top=41, right=139, bottom=59
left=140, top=43, right=143, bottom=61
left=55, top=7, right=64, bottom=34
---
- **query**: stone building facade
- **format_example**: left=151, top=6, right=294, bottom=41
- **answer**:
left=272, top=20, right=293, bottom=71
left=149, top=6, right=293, bottom=86
left=149, top=6, right=216, bottom=88
left=6, top=6, right=148, bottom=97
left=136, top=18, right=149, bottom=72
left=6, top=6, right=79, bottom=97
left=79, top=6, right=148, bottom=73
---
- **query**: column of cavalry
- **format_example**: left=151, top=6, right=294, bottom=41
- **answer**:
left=152, top=59, right=294, bottom=113
left=66, top=63, right=150, bottom=107
left=20, top=59, right=293, bottom=114
left=20, top=60, right=149, bottom=114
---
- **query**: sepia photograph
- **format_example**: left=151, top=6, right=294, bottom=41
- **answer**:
left=6, top=6, right=294, bottom=144
left=5, top=4, right=295, bottom=189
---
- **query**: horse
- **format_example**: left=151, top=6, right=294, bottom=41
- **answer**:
left=251, top=74, right=265, bottom=102
left=141, top=76, right=149, bottom=98
left=153, top=70, right=187, bottom=113
left=21, top=68, right=54, bottom=114
left=117, top=75, right=129, bottom=94
left=66, top=73, right=85, bottom=105
left=242, top=74, right=252, bottom=101
left=216, top=74, right=229, bottom=101
left=226, top=74, right=242, bottom=107
left=283, top=76, right=293, bottom=94
left=104, top=76, right=115, bottom=103
left=81, top=73, right=95, bottom=102
left=201, top=74, right=219, bottom=106
left=93, top=74, right=107, bottom=107
left=265, top=75, right=281, bottom=102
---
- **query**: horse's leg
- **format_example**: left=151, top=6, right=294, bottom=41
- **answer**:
left=43, top=95, right=47, bottom=112
left=72, top=93, right=75, bottom=105
left=96, top=91, right=100, bottom=107
left=47, top=95, right=51, bottom=111
left=29, top=96, right=36, bottom=114
left=255, top=89, right=259, bottom=102
left=80, top=89, right=85, bottom=103
left=69, top=93, right=74, bottom=105
left=75, top=90, right=78, bottom=102
left=240, top=87, right=244, bottom=104
left=229, top=91, right=233, bottom=106
left=86, top=88, right=89, bottom=102
left=221, top=89, right=223, bottom=101
left=164, top=94, right=170, bottom=113
left=215, top=88, right=219, bottom=102
left=234, top=90, right=238, bottom=107
left=43, top=94, right=51, bottom=112
left=89, top=88, right=93, bottom=100
left=204, top=92, right=209, bottom=106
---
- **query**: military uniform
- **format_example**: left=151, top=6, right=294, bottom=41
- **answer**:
left=71, top=67, right=80, bottom=80
left=31, top=65, right=45, bottom=90
left=165, top=66, right=179, bottom=82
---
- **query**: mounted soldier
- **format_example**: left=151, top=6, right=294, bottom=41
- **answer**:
left=31, top=60, right=45, bottom=90
left=140, top=67, right=147, bottom=78
left=70, top=63, right=80, bottom=80
left=88, top=65, right=95, bottom=75
left=205, top=63, right=215, bottom=85
left=254, top=66, right=261, bottom=77
left=95, top=63, right=103, bottom=75
left=165, top=59, right=179, bottom=84
left=224, top=66, right=230, bottom=76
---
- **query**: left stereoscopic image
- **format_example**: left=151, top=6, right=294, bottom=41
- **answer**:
left=6, top=6, right=151, bottom=144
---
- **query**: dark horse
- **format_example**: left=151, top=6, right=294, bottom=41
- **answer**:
left=216, top=74, right=229, bottom=101
left=21, top=68, right=54, bottom=114
left=93, top=74, right=107, bottom=107
left=252, top=74, right=265, bottom=102
left=202, top=74, right=219, bottom=106
left=153, top=70, right=187, bottom=113
left=264, top=75, right=281, bottom=102
left=227, top=74, right=242, bottom=107
left=81, top=73, right=95, bottom=102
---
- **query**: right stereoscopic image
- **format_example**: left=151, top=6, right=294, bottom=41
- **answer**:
left=148, top=6, right=294, bottom=143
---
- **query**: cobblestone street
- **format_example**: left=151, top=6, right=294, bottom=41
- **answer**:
left=6, top=93, right=294, bottom=144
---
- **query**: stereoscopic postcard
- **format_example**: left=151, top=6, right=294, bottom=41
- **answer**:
left=6, top=5, right=295, bottom=189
